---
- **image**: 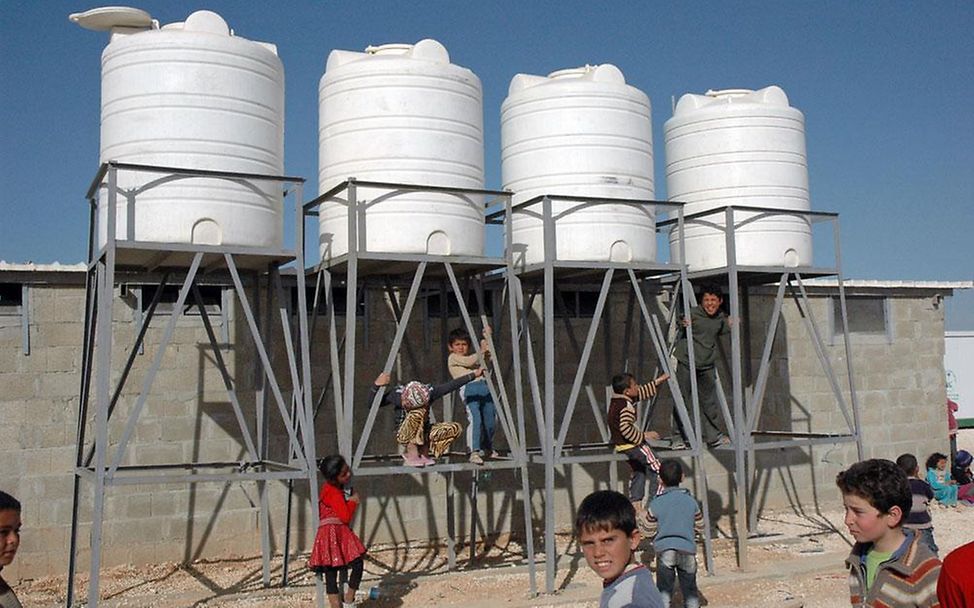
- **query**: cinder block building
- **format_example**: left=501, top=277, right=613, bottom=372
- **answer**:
left=0, top=261, right=967, bottom=579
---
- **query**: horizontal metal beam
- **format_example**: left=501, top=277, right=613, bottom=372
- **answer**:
left=305, top=178, right=511, bottom=211
left=104, top=161, right=305, bottom=183
left=75, top=469, right=311, bottom=485
left=352, top=459, right=525, bottom=476
left=656, top=204, right=839, bottom=228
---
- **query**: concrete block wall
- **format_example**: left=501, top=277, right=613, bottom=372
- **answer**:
left=0, top=276, right=954, bottom=579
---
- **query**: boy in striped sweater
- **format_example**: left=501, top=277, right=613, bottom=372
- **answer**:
left=836, top=458, right=941, bottom=608
left=608, top=372, right=669, bottom=528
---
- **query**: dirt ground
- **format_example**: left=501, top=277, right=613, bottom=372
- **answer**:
left=14, top=431, right=974, bottom=607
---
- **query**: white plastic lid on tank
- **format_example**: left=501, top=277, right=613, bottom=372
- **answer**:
left=501, top=64, right=655, bottom=269
left=72, top=7, right=286, bottom=249
left=317, top=39, right=485, bottom=261
left=664, top=86, right=812, bottom=270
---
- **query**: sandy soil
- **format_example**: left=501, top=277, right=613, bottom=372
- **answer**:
left=13, top=431, right=974, bottom=607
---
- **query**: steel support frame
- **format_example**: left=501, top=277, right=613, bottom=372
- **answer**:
left=303, top=180, right=538, bottom=596
left=66, top=162, right=316, bottom=608
left=673, top=204, right=863, bottom=571
left=506, top=194, right=715, bottom=593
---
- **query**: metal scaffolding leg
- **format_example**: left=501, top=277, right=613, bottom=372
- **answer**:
left=69, top=162, right=315, bottom=607
left=724, top=207, right=749, bottom=570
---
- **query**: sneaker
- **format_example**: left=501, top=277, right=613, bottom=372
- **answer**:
left=489, top=450, right=501, bottom=459
left=707, top=435, right=731, bottom=448
left=669, top=438, right=687, bottom=450
left=469, top=452, right=484, bottom=465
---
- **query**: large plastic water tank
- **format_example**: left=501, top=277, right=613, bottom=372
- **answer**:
left=72, top=7, right=285, bottom=249
left=317, top=39, right=485, bottom=260
left=501, top=64, right=655, bottom=269
left=664, top=86, right=812, bottom=269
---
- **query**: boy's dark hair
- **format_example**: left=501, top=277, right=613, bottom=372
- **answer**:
left=0, top=490, right=20, bottom=512
left=895, top=453, right=918, bottom=476
left=925, top=452, right=948, bottom=471
left=447, top=327, right=471, bottom=345
left=835, top=459, right=911, bottom=519
left=659, top=460, right=684, bottom=488
left=699, top=284, right=723, bottom=300
left=575, top=490, right=636, bottom=536
left=611, top=373, right=634, bottom=395
left=317, top=454, right=347, bottom=483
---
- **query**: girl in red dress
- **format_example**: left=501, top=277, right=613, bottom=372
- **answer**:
left=309, top=455, right=367, bottom=608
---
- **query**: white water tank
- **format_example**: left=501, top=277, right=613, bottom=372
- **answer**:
left=665, top=86, right=812, bottom=269
left=72, top=7, right=286, bottom=249
left=501, top=64, right=655, bottom=269
left=317, top=39, right=485, bottom=260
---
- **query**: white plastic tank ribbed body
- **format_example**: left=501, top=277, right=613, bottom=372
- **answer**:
left=664, top=86, right=812, bottom=269
left=87, top=9, right=285, bottom=248
left=317, top=39, right=485, bottom=260
left=501, top=64, right=655, bottom=268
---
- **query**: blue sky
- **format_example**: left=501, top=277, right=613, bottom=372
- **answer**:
left=1, top=1, right=971, bottom=328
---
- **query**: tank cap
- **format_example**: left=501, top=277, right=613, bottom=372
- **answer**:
left=548, top=64, right=625, bottom=84
left=365, top=39, right=450, bottom=64
left=548, top=65, right=595, bottom=79
left=365, top=43, right=413, bottom=55
left=69, top=6, right=153, bottom=31
left=183, top=10, right=230, bottom=35
left=705, top=86, right=790, bottom=106
left=705, top=88, right=754, bottom=99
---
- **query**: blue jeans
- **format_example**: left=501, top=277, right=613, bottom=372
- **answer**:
left=464, top=380, right=495, bottom=453
left=656, top=549, right=699, bottom=608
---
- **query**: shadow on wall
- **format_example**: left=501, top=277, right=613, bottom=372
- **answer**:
left=299, top=276, right=534, bottom=567
left=640, top=288, right=832, bottom=524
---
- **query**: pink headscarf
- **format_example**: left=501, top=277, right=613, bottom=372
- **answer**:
left=401, top=381, right=431, bottom=411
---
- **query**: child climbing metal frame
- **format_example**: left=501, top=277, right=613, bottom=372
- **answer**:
left=301, top=179, right=539, bottom=596
left=66, top=162, right=317, bottom=608
left=657, top=205, right=863, bottom=571
left=486, top=194, right=716, bottom=594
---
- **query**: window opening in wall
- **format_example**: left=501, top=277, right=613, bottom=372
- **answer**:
left=137, top=284, right=223, bottom=316
left=554, top=289, right=600, bottom=319
left=831, top=295, right=890, bottom=340
left=426, top=289, right=495, bottom=319
left=292, top=285, right=365, bottom=317
left=0, top=283, right=23, bottom=315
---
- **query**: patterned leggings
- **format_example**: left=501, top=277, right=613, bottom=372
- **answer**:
left=396, top=408, right=462, bottom=458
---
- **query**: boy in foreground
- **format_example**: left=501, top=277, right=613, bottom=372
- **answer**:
left=575, top=490, right=664, bottom=608
left=0, top=490, right=22, bottom=608
left=836, top=459, right=941, bottom=607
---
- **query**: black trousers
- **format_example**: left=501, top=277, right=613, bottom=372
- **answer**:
left=320, top=556, right=364, bottom=595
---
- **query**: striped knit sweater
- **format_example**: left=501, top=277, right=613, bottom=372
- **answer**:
left=608, top=382, right=659, bottom=449
left=845, top=530, right=941, bottom=607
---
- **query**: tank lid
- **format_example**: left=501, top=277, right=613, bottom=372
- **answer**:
left=705, top=88, right=754, bottom=99
left=183, top=10, right=230, bottom=35
left=548, top=65, right=596, bottom=79
left=69, top=6, right=153, bottom=31
left=365, top=43, right=413, bottom=55
left=707, top=86, right=790, bottom=106
left=547, top=64, right=625, bottom=84
left=364, top=39, right=450, bottom=63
